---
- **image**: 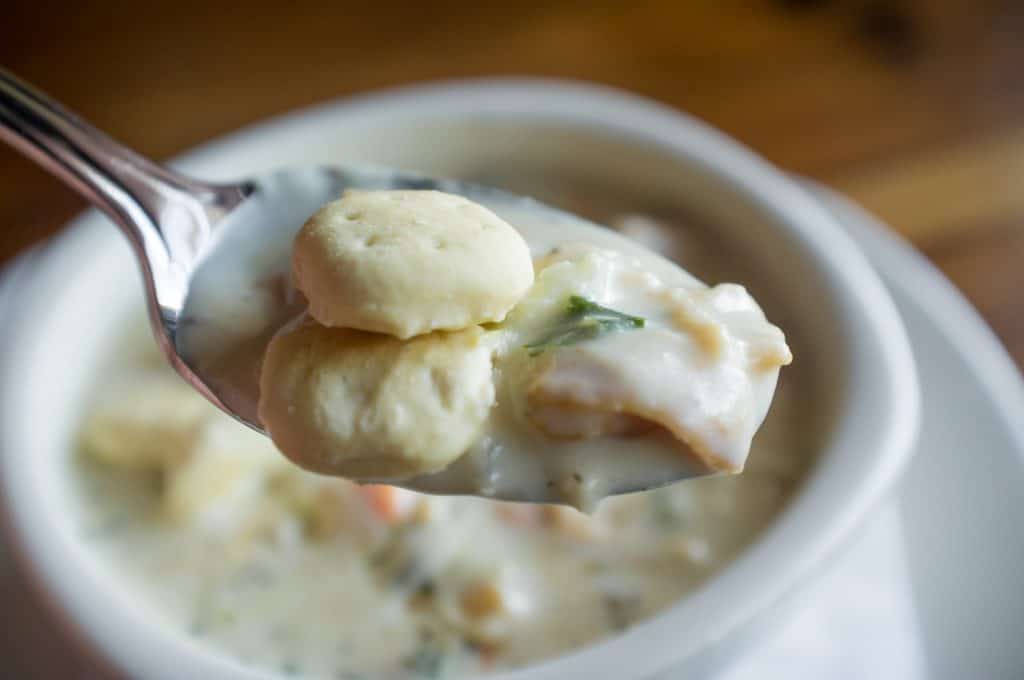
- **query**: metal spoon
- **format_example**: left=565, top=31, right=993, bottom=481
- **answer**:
left=0, top=70, right=705, bottom=505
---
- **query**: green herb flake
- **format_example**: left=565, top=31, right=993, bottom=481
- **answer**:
left=651, top=491, right=684, bottom=530
left=402, top=640, right=450, bottom=679
left=603, top=592, right=640, bottom=632
left=526, top=296, right=645, bottom=356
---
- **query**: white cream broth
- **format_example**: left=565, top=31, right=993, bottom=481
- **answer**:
left=180, top=186, right=788, bottom=506
left=75, top=332, right=808, bottom=679
left=74, top=205, right=815, bottom=679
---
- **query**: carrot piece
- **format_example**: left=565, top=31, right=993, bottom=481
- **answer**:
left=477, top=642, right=499, bottom=670
left=360, top=484, right=401, bottom=522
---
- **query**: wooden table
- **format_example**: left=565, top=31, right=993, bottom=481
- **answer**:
left=2, top=0, right=1021, bottom=368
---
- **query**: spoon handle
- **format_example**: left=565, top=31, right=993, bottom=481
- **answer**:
left=0, top=69, right=247, bottom=312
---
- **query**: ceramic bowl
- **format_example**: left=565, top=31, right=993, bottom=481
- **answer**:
left=0, top=80, right=919, bottom=679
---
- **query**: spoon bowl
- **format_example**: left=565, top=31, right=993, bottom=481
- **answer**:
left=174, top=164, right=719, bottom=504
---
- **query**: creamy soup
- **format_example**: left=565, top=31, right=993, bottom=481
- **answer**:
left=74, top=211, right=816, bottom=678
left=182, top=191, right=790, bottom=508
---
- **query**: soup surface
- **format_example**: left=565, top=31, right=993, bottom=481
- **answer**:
left=74, top=211, right=816, bottom=678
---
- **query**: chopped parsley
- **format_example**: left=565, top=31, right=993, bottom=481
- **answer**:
left=402, top=640, right=450, bottom=678
left=651, top=491, right=685, bottom=530
left=526, top=296, right=645, bottom=356
left=603, top=592, right=640, bottom=632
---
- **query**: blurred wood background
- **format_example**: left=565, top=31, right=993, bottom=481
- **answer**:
left=1, top=0, right=1021, bottom=367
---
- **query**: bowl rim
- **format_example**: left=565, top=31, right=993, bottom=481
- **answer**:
left=0, top=77, right=920, bottom=680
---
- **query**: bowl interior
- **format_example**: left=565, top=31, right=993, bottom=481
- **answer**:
left=0, top=84, right=916, bottom=680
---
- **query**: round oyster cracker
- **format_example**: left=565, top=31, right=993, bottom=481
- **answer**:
left=292, top=189, right=534, bottom=339
left=257, top=318, right=496, bottom=479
